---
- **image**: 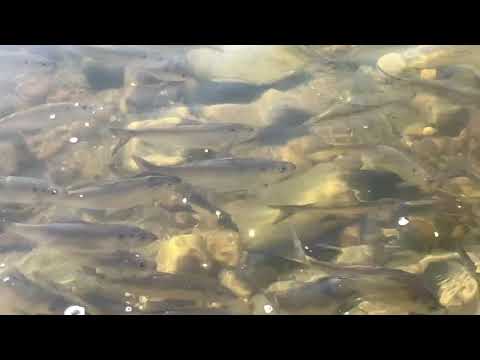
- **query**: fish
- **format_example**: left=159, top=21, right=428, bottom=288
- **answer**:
left=125, top=58, right=195, bottom=86
left=82, top=250, right=157, bottom=280
left=62, top=175, right=181, bottom=210
left=0, top=220, right=157, bottom=251
left=0, top=269, right=91, bottom=315
left=110, top=122, right=256, bottom=156
left=0, top=102, right=95, bottom=135
left=268, top=198, right=402, bottom=225
left=265, top=276, right=357, bottom=315
left=132, top=156, right=296, bottom=193
left=360, top=145, right=438, bottom=193
left=281, top=225, right=441, bottom=314
left=0, top=176, right=65, bottom=205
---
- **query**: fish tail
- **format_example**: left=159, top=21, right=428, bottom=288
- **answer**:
left=109, top=128, right=134, bottom=156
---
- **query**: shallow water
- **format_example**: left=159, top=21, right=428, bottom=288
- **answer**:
left=0, top=45, right=480, bottom=315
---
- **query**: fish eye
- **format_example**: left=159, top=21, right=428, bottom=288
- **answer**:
left=32, top=187, right=38, bottom=193
left=81, top=105, right=88, bottom=110
left=230, top=128, right=237, bottom=132
left=118, top=234, right=125, bottom=240
left=279, top=166, right=288, bottom=173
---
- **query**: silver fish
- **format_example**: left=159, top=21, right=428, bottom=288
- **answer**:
left=110, top=122, right=256, bottom=156
left=0, top=102, right=94, bottom=134
left=0, top=176, right=65, bottom=204
left=125, top=58, right=194, bottom=86
left=133, top=156, right=296, bottom=193
left=1, top=221, right=157, bottom=250
left=62, top=175, right=181, bottom=210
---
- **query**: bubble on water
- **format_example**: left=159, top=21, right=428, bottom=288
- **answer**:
left=64, top=305, right=86, bottom=315
left=69, top=137, right=79, bottom=144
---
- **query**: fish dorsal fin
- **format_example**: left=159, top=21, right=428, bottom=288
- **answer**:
left=287, top=223, right=312, bottom=266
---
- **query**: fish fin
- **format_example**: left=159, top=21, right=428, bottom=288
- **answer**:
left=287, top=223, right=311, bottom=265
left=109, top=128, right=134, bottom=156
left=49, top=216, right=90, bottom=224
left=268, top=204, right=318, bottom=224
left=132, top=156, right=162, bottom=173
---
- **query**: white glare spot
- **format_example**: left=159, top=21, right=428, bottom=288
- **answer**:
left=458, top=205, right=462, bottom=209
left=204, top=149, right=209, bottom=153
left=64, top=305, right=85, bottom=315
left=124, top=292, right=131, bottom=297
left=434, top=232, right=439, bottom=238
left=363, top=125, right=369, bottom=129
left=264, top=305, right=274, bottom=314
left=248, top=229, right=256, bottom=238
left=78, top=194, right=84, bottom=198
left=49, top=114, right=56, bottom=119
left=201, top=263, right=209, bottom=269
left=304, top=246, right=310, bottom=250
left=182, top=197, right=188, bottom=204
left=2, top=277, right=10, bottom=282
left=69, top=137, right=79, bottom=144
left=215, top=210, right=222, bottom=218
left=130, top=82, right=137, bottom=87
left=74, top=102, right=79, bottom=107
left=398, top=217, right=410, bottom=226
left=0, top=263, right=5, bottom=268
left=125, top=306, right=132, bottom=312
left=84, top=122, right=90, bottom=127
left=99, top=106, right=104, bottom=111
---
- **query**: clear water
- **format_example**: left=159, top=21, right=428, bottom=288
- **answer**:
left=0, top=45, right=479, bottom=315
